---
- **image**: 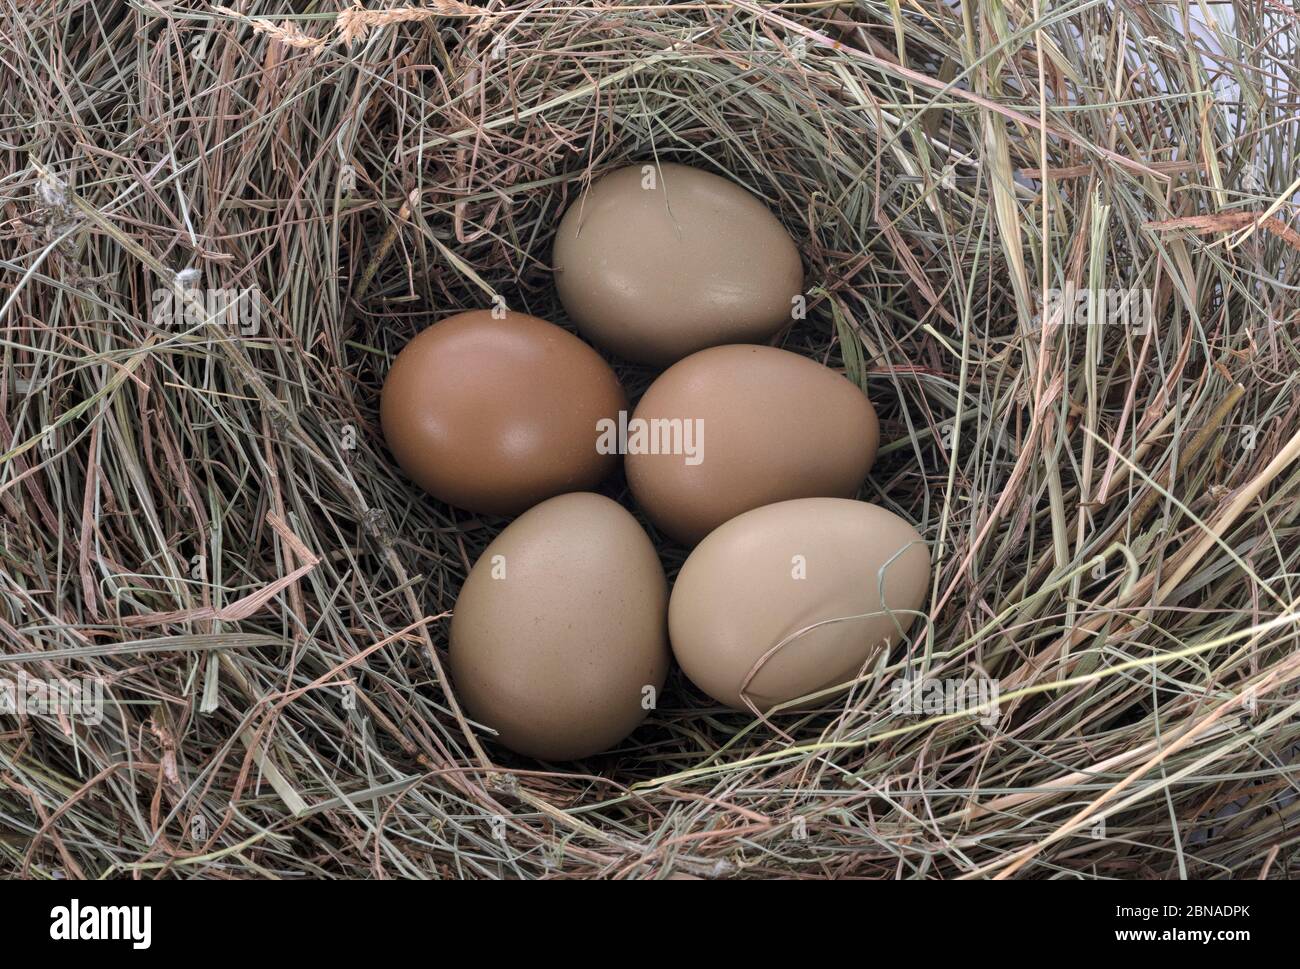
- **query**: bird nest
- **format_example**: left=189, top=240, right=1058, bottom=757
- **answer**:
left=3, top=1, right=1299, bottom=879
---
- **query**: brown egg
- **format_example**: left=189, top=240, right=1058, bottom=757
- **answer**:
left=449, top=492, right=670, bottom=761
left=625, top=344, right=879, bottom=545
left=553, top=163, right=804, bottom=366
left=669, top=498, right=930, bottom=711
left=380, top=310, right=626, bottom=516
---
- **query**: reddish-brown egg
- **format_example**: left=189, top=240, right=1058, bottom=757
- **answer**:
left=381, top=310, right=626, bottom=516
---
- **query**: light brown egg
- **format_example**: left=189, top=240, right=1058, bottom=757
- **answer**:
left=449, top=492, right=670, bottom=761
left=553, top=163, right=804, bottom=366
left=668, top=498, right=930, bottom=711
left=625, top=344, right=879, bottom=546
left=380, top=310, right=626, bottom=516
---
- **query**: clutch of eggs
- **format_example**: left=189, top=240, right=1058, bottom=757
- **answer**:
left=372, top=161, right=931, bottom=759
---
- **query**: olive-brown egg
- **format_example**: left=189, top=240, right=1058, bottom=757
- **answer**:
left=625, top=344, right=879, bottom=545
left=449, top=492, right=670, bottom=761
left=669, top=498, right=929, bottom=711
left=380, top=310, right=626, bottom=516
left=553, top=163, right=804, bottom=366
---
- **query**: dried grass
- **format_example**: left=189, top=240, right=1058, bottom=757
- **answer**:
left=2, top=0, right=1299, bottom=879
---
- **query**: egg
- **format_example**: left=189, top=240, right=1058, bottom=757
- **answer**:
left=668, top=498, right=930, bottom=711
left=552, top=163, right=804, bottom=365
left=449, top=492, right=670, bottom=760
left=380, top=309, right=626, bottom=516
left=625, top=344, right=879, bottom=545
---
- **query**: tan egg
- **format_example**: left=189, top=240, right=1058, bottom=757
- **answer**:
left=668, top=498, right=929, bottom=711
left=625, top=344, right=879, bottom=546
left=553, top=163, right=804, bottom=366
left=380, top=310, right=626, bottom=516
left=449, top=492, right=670, bottom=761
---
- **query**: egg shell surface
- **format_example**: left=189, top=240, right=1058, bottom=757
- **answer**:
left=553, top=163, right=804, bottom=365
left=380, top=310, right=626, bottom=516
left=449, top=492, right=670, bottom=761
left=626, top=344, right=879, bottom=545
left=668, top=497, right=929, bottom=711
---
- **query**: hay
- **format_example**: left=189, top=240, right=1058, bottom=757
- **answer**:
left=2, top=0, right=1299, bottom=879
